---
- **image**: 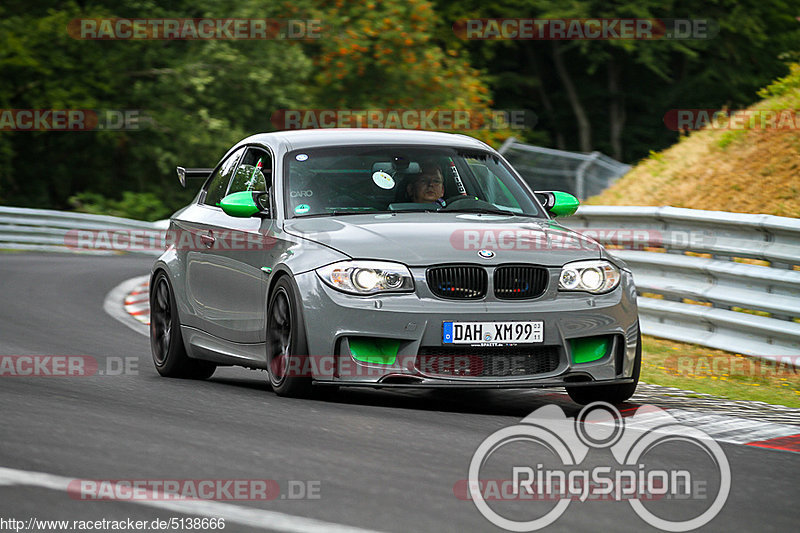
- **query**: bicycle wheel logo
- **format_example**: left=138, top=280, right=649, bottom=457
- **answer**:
left=467, top=402, right=730, bottom=532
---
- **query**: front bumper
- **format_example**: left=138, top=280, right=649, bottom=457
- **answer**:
left=294, top=267, right=639, bottom=388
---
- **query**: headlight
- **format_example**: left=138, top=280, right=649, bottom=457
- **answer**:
left=316, top=260, right=414, bottom=295
left=558, top=260, right=620, bottom=293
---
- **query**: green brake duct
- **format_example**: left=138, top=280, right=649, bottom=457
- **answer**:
left=569, top=336, right=610, bottom=364
left=349, top=337, right=400, bottom=365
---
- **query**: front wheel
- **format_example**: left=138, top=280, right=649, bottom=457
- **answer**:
left=266, top=276, right=312, bottom=397
left=566, top=329, right=641, bottom=405
left=150, top=271, right=216, bottom=379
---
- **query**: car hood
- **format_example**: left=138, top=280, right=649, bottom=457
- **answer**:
left=283, top=213, right=602, bottom=266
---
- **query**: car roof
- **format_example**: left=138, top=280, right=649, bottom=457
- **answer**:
left=237, top=128, right=494, bottom=153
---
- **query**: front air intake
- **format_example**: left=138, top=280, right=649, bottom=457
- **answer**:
left=494, top=265, right=549, bottom=300
left=416, top=346, right=560, bottom=377
left=426, top=265, right=487, bottom=300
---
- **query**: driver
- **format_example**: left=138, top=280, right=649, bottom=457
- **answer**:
left=406, top=163, right=444, bottom=203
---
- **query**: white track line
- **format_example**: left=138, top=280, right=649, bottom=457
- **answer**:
left=0, top=466, right=385, bottom=533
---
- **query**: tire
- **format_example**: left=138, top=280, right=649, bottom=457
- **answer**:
left=566, top=329, right=641, bottom=405
left=266, top=276, right=312, bottom=397
left=150, top=271, right=216, bottom=379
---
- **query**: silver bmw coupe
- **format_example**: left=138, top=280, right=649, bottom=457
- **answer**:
left=150, top=129, right=640, bottom=404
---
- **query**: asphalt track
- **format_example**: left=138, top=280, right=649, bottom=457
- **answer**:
left=0, top=253, right=798, bottom=532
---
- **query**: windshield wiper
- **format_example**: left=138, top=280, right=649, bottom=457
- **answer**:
left=325, top=209, right=393, bottom=216
left=439, top=207, right=522, bottom=217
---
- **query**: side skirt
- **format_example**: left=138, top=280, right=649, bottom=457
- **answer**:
left=181, top=325, right=267, bottom=368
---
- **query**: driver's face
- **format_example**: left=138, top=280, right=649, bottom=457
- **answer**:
left=409, top=170, right=444, bottom=203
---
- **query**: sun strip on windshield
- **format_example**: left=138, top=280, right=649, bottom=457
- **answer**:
left=449, top=159, right=467, bottom=195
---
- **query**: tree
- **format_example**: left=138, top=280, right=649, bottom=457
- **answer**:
left=0, top=0, right=504, bottom=211
left=434, top=0, right=800, bottom=161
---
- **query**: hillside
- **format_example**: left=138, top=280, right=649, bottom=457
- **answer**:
left=589, top=64, right=800, bottom=217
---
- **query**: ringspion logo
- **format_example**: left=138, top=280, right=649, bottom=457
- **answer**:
left=465, top=403, right=730, bottom=531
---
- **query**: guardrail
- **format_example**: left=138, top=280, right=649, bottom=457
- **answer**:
left=0, top=206, right=165, bottom=256
left=3, top=204, right=798, bottom=360
left=565, top=206, right=800, bottom=360
left=498, top=138, right=630, bottom=199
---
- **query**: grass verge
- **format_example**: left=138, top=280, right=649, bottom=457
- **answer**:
left=640, top=335, right=800, bottom=408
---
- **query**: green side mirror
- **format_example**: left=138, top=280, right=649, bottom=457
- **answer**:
left=536, top=190, right=580, bottom=217
left=219, top=191, right=269, bottom=218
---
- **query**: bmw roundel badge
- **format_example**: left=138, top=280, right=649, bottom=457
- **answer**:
left=478, top=249, right=495, bottom=259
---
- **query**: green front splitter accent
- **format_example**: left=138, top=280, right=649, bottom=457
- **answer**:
left=349, top=337, right=400, bottom=365
left=569, top=336, right=609, bottom=364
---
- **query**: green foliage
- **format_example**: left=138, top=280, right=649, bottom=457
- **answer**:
left=716, top=62, right=800, bottom=149
left=433, top=0, right=800, bottom=161
left=1, top=0, right=798, bottom=218
left=0, top=0, right=503, bottom=215
left=757, top=62, right=800, bottom=100
left=0, top=0, right=316, bottom=213
left=717, top=131, right=738, bottom=149
left=68, top=191, right=173, bottom=221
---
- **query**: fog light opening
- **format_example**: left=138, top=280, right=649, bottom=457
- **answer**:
left=348, top=337, right=400, bottom=365
left=570, top=336, right=610, bottom=364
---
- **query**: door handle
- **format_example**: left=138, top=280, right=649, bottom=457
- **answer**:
left=199, top=232, right=215, bottom=248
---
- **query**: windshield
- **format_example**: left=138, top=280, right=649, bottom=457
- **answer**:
left=283, top=146, right=544, bottom=218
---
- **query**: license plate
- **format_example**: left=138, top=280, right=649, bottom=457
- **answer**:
left=442, top=321, right=543, bottom=344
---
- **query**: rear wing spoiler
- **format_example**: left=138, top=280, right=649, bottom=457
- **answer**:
left=176, top=167, right=213, bottom=188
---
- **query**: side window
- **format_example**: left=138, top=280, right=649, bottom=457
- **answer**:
left=228, top=147, right=271, bottom=194
left=203, top=147, right=246, bottom=206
